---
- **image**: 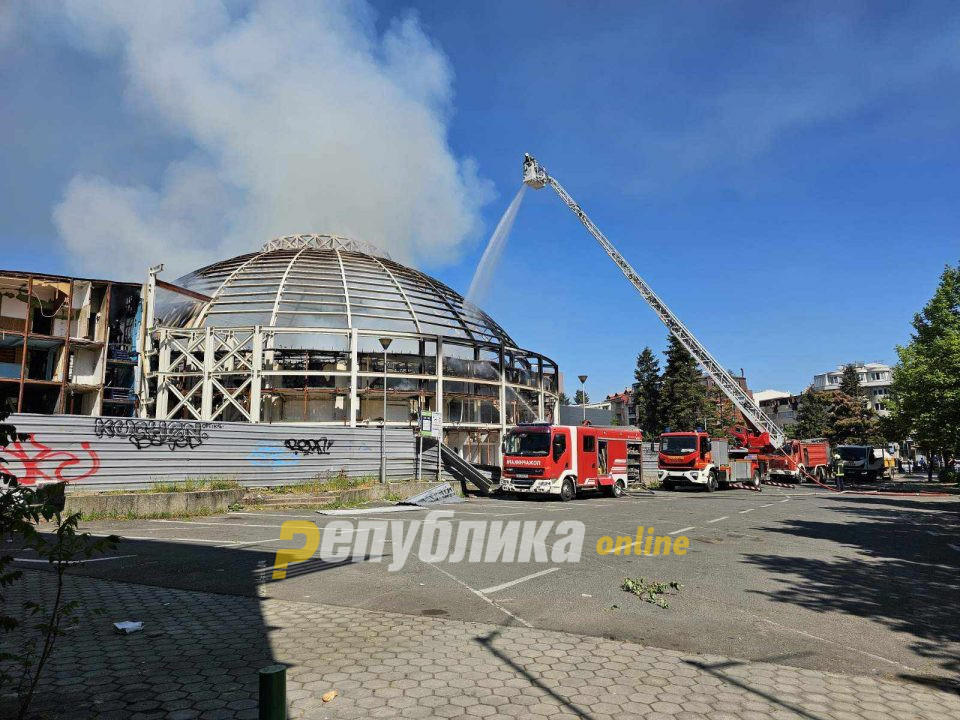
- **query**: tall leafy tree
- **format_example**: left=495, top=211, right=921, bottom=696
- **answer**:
left=888, top=262, right=960, bottom=480
left=659, top=334, right=707, bottom=432
left=557, top=392, right=572, bottom=406
left=792, top=390, right=831, bottom=439
left=632, top=347, right=661, bottom=436
left=573, top=389, right=590, bottom=405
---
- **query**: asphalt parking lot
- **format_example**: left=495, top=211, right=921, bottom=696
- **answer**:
left=15, top=486, right=960, bottom=685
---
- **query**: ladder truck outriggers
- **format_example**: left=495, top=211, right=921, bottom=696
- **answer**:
left=521, top=154, right=786, bottom=491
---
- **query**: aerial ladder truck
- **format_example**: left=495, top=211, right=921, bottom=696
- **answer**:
left=521, top=154, right=786, bottom=490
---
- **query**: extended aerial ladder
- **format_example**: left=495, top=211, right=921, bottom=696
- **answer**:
left=522, top=153, right=785, bottom=449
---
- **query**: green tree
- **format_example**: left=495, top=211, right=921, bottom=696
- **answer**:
left=888, top=262, right=960, bottom=481
left=573, top=389, right=590, bottom=405
left=659, top=334, right=707, bottom=432
left=839, top=364, right=864, bottom=399
left=792, top=389, right=831, bottom=439
left=558, top=392, right=571, bottom=406
left=632, top=347, right=661, bottom=436
left=827, top=366, right=881, bottom=445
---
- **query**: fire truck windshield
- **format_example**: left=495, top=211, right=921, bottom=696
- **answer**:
left=661, top=436, right=698, bottom=455
left=503, top=431, right=550, bottom=456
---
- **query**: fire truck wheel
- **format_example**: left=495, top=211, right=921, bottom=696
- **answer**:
left=750, top=471, right=761, bottom=488
left=705, top=471, right=718, bottom=492
left=797, top=466, right=806, bottom=484
left=611, top=479, right=626, bottom=497
left=816, top=467, right=825, bottom=482
left=560, top=478, right=576, bottom=502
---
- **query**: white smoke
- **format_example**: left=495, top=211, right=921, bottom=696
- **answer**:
left=50, top=1, right=493, bottom=280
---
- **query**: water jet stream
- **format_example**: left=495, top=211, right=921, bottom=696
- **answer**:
left=466, top=185, right=527, bottom=308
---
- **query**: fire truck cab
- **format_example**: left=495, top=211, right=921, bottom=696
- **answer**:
left=501, top=423, right=643, bottom=501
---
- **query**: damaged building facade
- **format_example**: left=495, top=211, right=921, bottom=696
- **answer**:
left=138, top=234, right=560, bottom=465
left=0, top=271, right=141, bottom=416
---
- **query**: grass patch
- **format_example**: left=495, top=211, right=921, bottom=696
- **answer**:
left=265, top=470, right=376, bottom=495
left=152, top=476, right=241, bottom=492
left=620, top=577, right=683, bottom=609
left=89, top=476, right=241, bottom=495
left=77, top=506, right=217, bottom=522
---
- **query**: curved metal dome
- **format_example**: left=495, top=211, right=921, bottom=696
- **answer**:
left=173, top=234, right=515, bottom=345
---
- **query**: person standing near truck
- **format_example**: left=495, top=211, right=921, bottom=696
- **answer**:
left=834, top=453, right=845, bottom=491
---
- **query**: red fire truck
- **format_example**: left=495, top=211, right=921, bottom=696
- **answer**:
left=658, top=431, right=764, bottom=491
left=501, top=423, right=644, bottom=500
left=762, top=439, right=831, bottom=483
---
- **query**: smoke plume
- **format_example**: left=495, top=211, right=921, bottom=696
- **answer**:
left=50, top=1, right=492, bottom=280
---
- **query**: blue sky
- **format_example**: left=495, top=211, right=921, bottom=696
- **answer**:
left=2, top=1, right=958, bottom=399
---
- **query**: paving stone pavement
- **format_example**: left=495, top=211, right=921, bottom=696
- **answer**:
left=2, top=569, right=959, bottom=720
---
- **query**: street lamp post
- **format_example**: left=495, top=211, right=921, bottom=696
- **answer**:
left=379, top=337, right=393, bottom=484
left=578, top=374, right=588, bottom=424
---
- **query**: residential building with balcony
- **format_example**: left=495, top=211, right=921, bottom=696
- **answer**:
left=812, top=362, right=893, bottom=415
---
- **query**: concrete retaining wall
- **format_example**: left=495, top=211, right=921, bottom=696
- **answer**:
left=65, top=488, right=246, bottom=517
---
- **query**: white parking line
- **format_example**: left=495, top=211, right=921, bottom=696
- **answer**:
left=230, top=512, right=328, bottom=520
left=738, top=508, right=755, bottom=514
left=479, top=567, right=560, bottom=594
left=147, top=519, right=283, bottom=529
left=115, top=534, right=230, bottom=544
left=426, top=562, right=531, bottom=627
left=14, top=555, right=136, bottom=565
left=780, top=498, right=790, bottom=503
left=761, top=503, right=774, bottom=508
left=706, top=516, right=728, bottom=524
left=669, top=526, right=695, bottom=535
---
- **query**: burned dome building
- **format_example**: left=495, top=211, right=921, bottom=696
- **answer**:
left=140, top=234, right=559, bottom=464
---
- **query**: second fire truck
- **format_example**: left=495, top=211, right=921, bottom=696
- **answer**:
left=501, top=423, right=644, bottom=500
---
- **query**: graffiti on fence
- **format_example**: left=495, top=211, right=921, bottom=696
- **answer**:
left=283, top=438, right=335, bottom=456
left=93, top=418, right=218, bottom=450
left=0, top=434, right=101, bottom=485
left=247, top=442, right=301, bottom=468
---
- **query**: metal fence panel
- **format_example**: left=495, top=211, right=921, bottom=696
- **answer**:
left=1, top=414, right=437, bottom=491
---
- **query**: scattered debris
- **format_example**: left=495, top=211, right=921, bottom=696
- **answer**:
left=113, top=621, right=144, bottom=634
left=398, top=483, right=464, bottom=506
left=317, top=505, right=422, bottom=515
left=620, top=577, right=683, bottom=609
left=322, top=690, right=339, bottom=703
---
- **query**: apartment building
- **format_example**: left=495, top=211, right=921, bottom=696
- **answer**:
left=0, top=270, right=141, bottom=416
left=812, top=362, right=892, bottom=415
left=603, top=389, right=635, bottom=427
left=755, top=389, right=799, bottom=429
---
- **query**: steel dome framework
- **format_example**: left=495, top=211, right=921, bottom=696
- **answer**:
left=139, top=235, right=559, bottom=463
